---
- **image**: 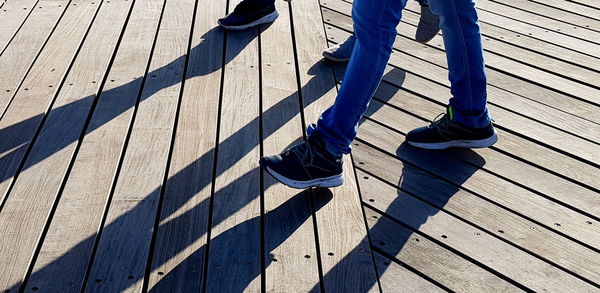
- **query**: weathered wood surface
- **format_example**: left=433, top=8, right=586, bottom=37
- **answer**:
left=0, top=0, right=598, bottom=292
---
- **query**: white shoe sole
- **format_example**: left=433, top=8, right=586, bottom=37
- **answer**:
left=322, top=52, right=350, bottom=63
left=265, top=166, right=344, bottom=189
left=218, top=11, right=279, bottom=30
left=408, top=131, right=498, bottom=150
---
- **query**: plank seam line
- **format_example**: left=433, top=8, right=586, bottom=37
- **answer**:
left=0, top=0, right=72, bottom=122
left=11, top=0, right=128, bottom=290
left=257, top=26, right=267, bottom=293
left=369, top=237, right=459, bottom=292
left=0, top=0, right=94, bottom=214
left=487, top=0, right=600, bottom=34
left=287, top=1, right=325, bottom=291
left=564, top=0, right=600, bottom=12
left=362, top=201, right=534, bottom=292
left=324, top=20, right=600, bottom=141
left=200, top=1, right=230, bottom=290
left=141, top=0, right=201, bottom=291
left=476, top=6, right=600, bottom=46
left=525, top=0, right=600, bottom=22
left=0, top=0, right=41, bottom=56
left=78, top=0, right=170, bottom=290
left=354, top=138, right=600, bottom=288
left=362, top=112, right=600, bottom=231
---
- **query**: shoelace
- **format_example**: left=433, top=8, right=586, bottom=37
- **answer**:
left=290, top=141, right=315, bottom=167
left=429, top=113, right=450, bottom=129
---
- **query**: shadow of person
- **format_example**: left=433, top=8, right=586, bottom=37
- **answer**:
left=147, top=185, right=332, bottom=292
left=310, top=143, right=486, bottom=292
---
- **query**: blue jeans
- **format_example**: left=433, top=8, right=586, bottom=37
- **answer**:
left=310, top=0, right=490, bottom=156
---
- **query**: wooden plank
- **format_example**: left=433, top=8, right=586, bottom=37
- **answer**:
left=202, top=0, right=261, bottom=291
left=528, top=0, right=600, bottom=22
left=260, top=0, right=322, bottom=292
left=0, top=0, right=38, bottom=52
left=366, top=211, right=521, bottom=292
left=0, top=0, right=71, bottom=119
left=490, top=0, right=600, bottom=31
left=355, top=164, right=599, bottom=291
left=82, top=0, right=194, bottom=292
left=145, top=0, right=224, bottom=291
left=477, top=0, right=600, bottom=41
left=354, top=138, right=600, bottom=284
left=0, top=0, right=103, bottom=290
left=370, top=80, right=600, bottom=194
left=474, top=8, right=600, bottom=58
left=361, top=97, right=600, bottom=248
left=323, top=1, right=600, bottom=119
left=0, top=0, right=99, bottom=206
left=372, top=252, right=446, bottom=293
left=22, top=0, right=164, bottom=292
left=291, top=0, right=379, bottom=290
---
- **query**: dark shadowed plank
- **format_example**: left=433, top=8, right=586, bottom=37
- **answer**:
left=23, top=0, right=164, bottom=292
left=82, top=0, right=194, bottom=291
left=146, top=0, right=225, bottom=291
left=291, top=0, right=379, bottom=291
left=261, top=0, right=322, bottom=291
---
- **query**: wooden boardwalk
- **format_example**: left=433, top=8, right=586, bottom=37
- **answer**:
left=0, top=0, right=598, bottom=291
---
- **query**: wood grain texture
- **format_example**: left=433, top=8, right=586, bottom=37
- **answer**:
left=203, top=0, right=261, bottom=291
left=261, top=1, right=322, bottom=292
left=528, top=0, right=600, bottom=22
left=293, top=0, right=379, bottom=291
left=23, top=0, right=164, bottom=292
left=0, top=0, right=38, bottom=52
left=355, top=158, right=598, bottom=291
left=366, top=211, right=520, bottom=292
left=0, top=0, right=98, bottom=205
left=361, top=101, right=600, bottom=251
left=82, top=0, right=194, bottom=291
left=491, top=0, right=600, bottom=30
left=354, top=136, right=600, bottom=284
left=0, top=0, right=105, bottom=290
left=0, top=0, right=71, bottom=119
left=146, top=0, right=225, bottom=291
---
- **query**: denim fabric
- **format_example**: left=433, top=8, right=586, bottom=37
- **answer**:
left=311, top=0, right=490, bottom=156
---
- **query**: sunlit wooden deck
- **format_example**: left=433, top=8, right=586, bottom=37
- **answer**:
left=0, top=0, right=599, bottom=292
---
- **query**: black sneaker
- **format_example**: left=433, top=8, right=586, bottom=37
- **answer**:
left=406, top=107, right=498, bottom=149
left=218, top=2, right=279, bottom=30
left=260, top=132, right=344, bottom=189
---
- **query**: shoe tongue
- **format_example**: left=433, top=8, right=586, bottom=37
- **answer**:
left=447, top=105, right=455, bottom=121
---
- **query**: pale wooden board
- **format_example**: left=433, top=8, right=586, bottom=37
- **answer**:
left=529, top=0, right=600, bottom=22
left=568, top=0, right=600, bottom=10
left=0, top=0, right=98, bottom=206
left=361, top=99, right=600, bottom=250
left=370, top=79, right=600, bottom=199
left=260, top=0, right=322, bottom=291
left=366, top=211, right=521, bottom=292
left=367, top=83, right=600, bottom=218
left=145, top=0, right=224, bottom=291
left=475, top=8, right=600, bottom=58
left=0, top=0, right=103, bottom=290
left=355, top=162, right=598, bottom=291
left=490, top=0, right=600, bottom=31
left=291, top=0, right=380, bottom=291
left=372, top=252, right=447, bottom=293
left=0, top=0, right=38, bottom=52
left=477, top=0, right=600, bottom=41
left=354, top=136, right=600, bottom=284
left=0, top=0, right=72, bottom=120
left=323, top=1, right=600, bottom=122
left=82, top=0, right=194, bottom=291
left=203, top=0, right=261, bottom=291
left=23, top=0, right=164, bottom=292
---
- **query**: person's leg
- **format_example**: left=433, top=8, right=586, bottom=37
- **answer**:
left=218, top=0, right=278, bottom=30
left=430, top=0, right=489, bottom=127
left=260, top=0, right=408, bottom=188
left=406, top=0, right=497, bottom=149
left=313, top=0, right=408, bottom=156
